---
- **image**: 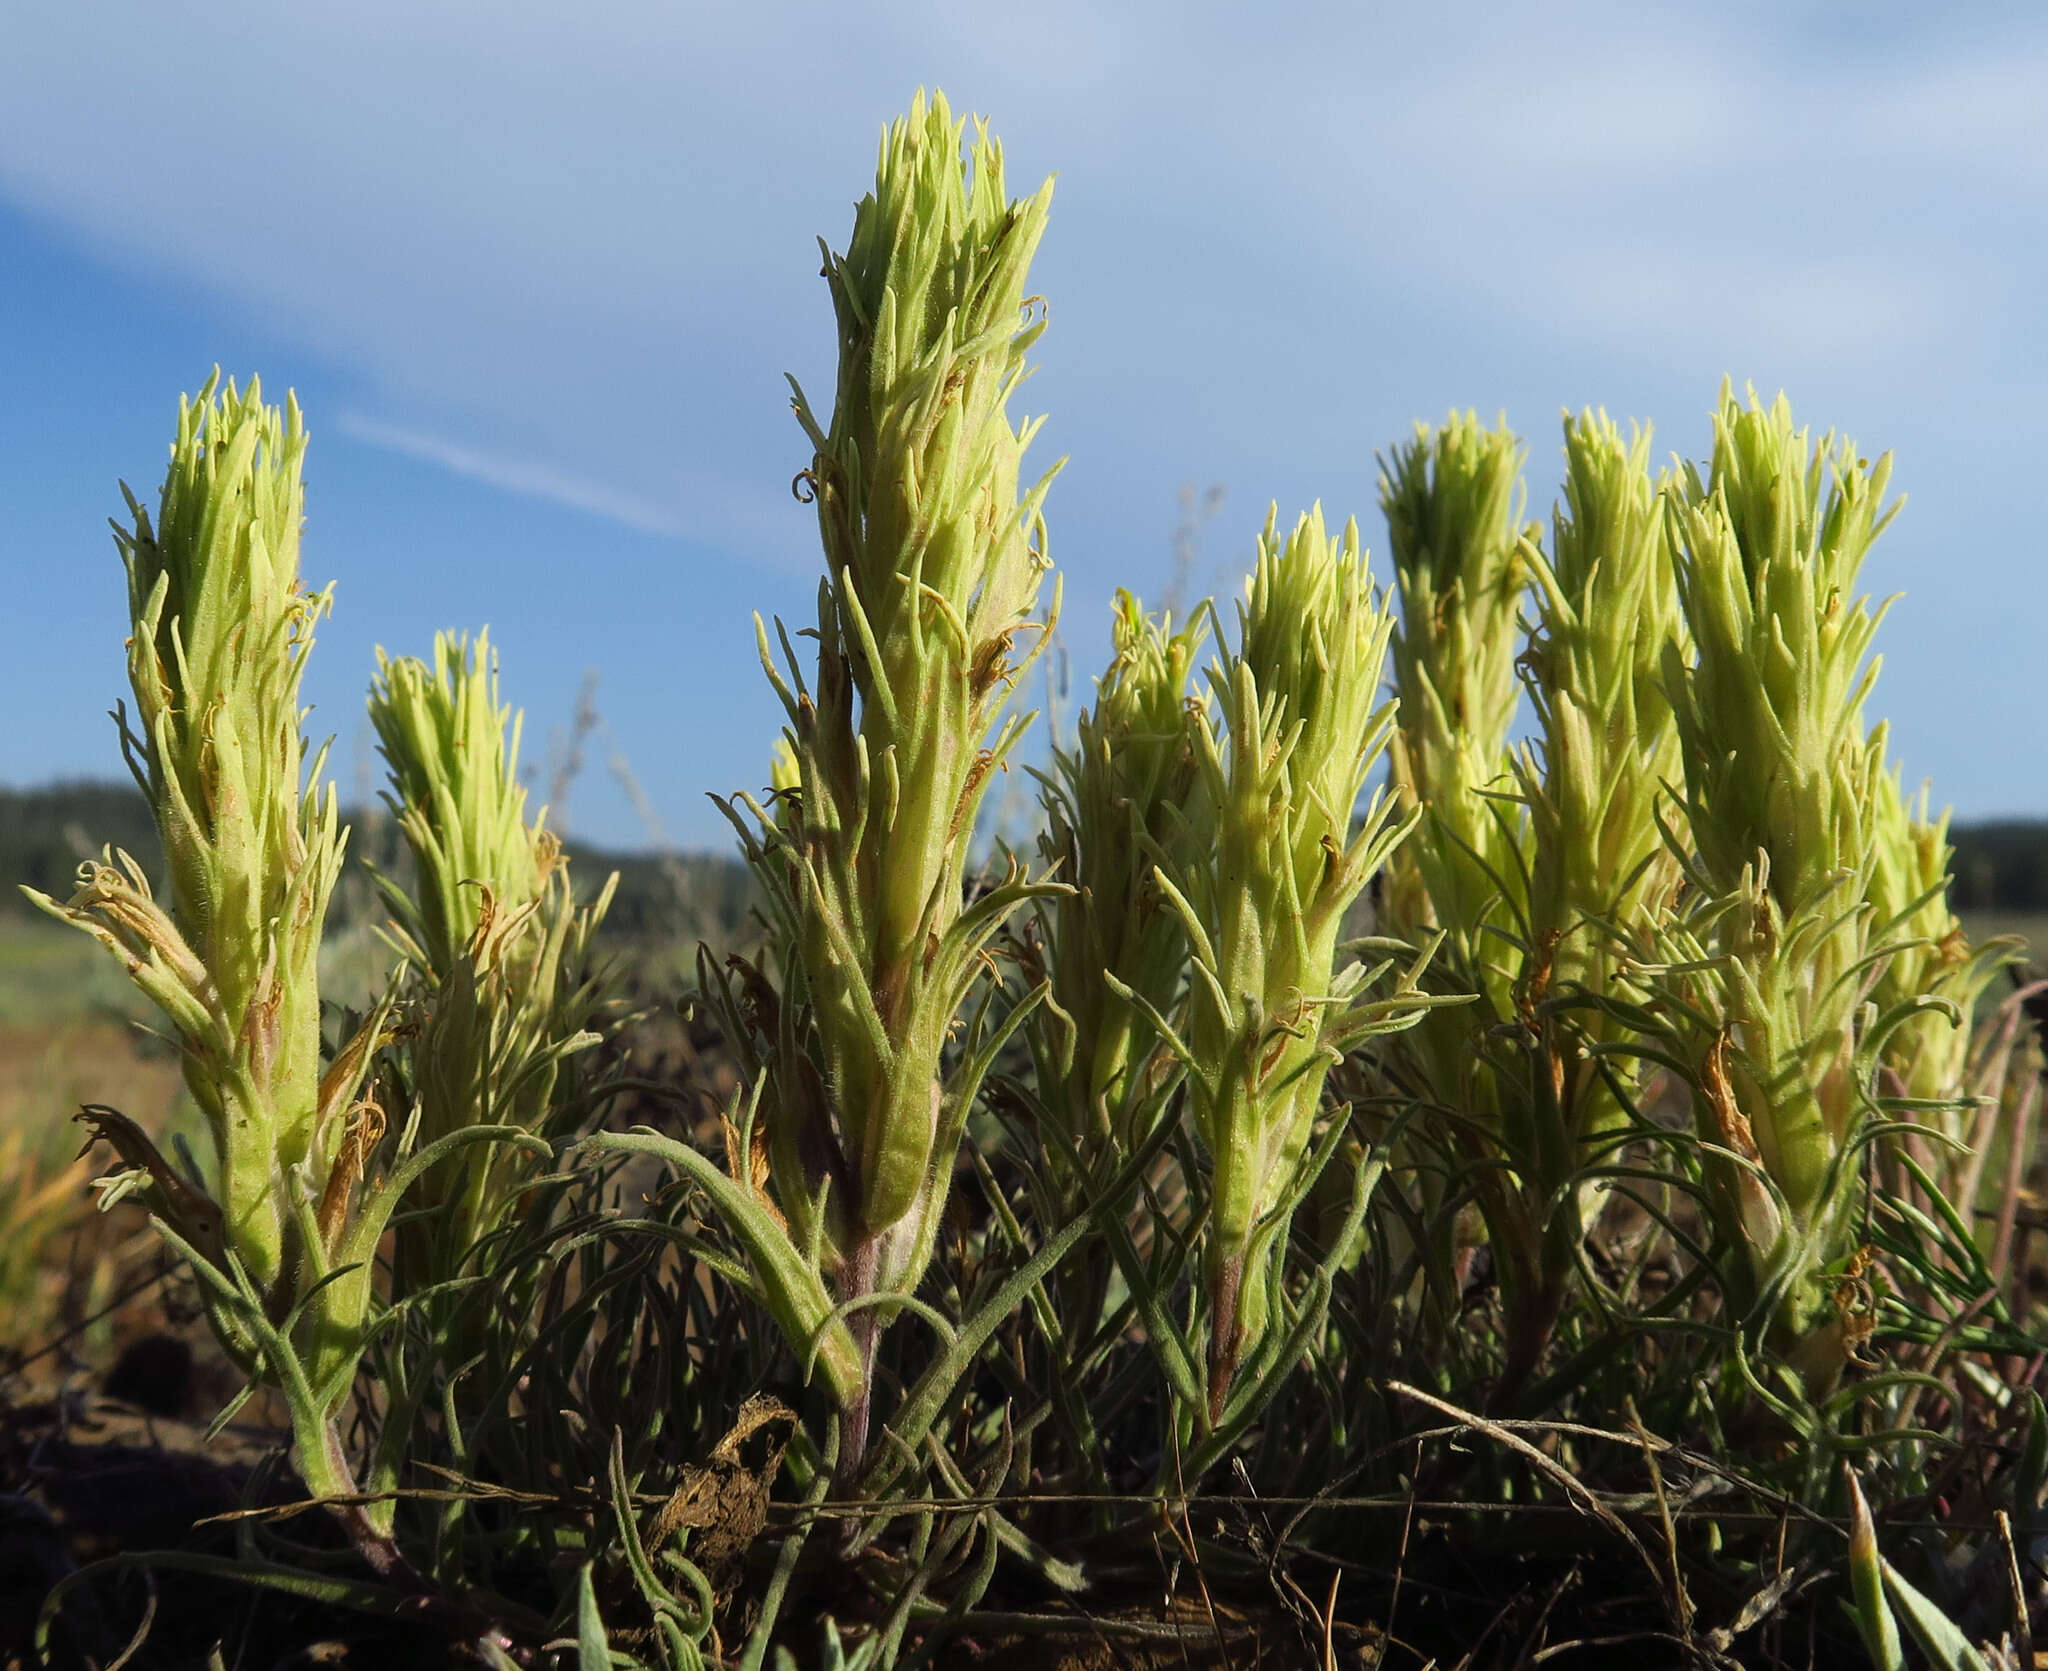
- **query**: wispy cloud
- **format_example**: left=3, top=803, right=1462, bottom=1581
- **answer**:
left=334, top=414, right=687, bottom=540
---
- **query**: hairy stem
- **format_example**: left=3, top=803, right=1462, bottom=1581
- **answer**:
left=835, top=1234, right=883, bottom=1502
left=1207, top=1249, right=1244, bottom=1430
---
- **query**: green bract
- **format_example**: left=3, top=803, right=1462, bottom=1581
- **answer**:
left=1151, top=506, right=1440, bottom=1415
left=1382, top=413, right=1534, bottom=955
left=600, top=90, right=1065, bottom=1478
left=80, top=376, right=345, bottom=1288
left=1375, top=411, right=1689, bottom=1401
left=1664, top=388, right=1892, bottom=915
left=25, top=375, right=430, bottom=1530
left=1865, top=766, right=2004, bottom=1112
left=371, top=628, right=557, bottom=975
left=770, top=87, right=1058, bottom=1274
left=1649, top=386, right=1901, bottom=1372
left=29, top=376, right=350, bottom=1292
left=1520, top=411, right=1684, bottom=989
left=368, top=629, right=612, bottom=1248
left=1033, top=594, right=1210, bottom=1160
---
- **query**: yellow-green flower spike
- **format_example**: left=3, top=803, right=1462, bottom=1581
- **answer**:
left=1167, top=506, right=1435, bottom=1416
left=369, top=628, right=556, bottom=977
left=34, top=373, right=345, bottom=1295
left=1036, top=593, right=1211, bottom=1158
left=683, top=91, right=1068, bottom=1476
left=1865, top=761, right=2005, bottom=1112
left=1381, top=412, right=1535, bottom=952
left=368, top=629, right=609, bottom=1229
left=22, top=376, right=422, bottom=1520
left=1520, top=411, right=1685, bottom=983
left=1652, top=384, right=1903, bottom=1369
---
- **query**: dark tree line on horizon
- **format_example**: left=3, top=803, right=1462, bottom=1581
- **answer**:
left=5, top=782, right=2048, bottom=936
left=0, top=781, right=753, bottom=945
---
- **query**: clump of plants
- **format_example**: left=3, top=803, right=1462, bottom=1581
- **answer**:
left=17, top=88, right=2047, bottom=1671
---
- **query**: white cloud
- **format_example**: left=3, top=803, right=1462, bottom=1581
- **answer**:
left=1, top=2, right=2038, bottom=494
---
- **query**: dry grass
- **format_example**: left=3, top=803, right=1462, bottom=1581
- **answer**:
left=0, top=919, right=186, bottom=1355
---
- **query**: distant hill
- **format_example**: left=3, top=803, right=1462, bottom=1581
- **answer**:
left=1948, top=822, right=2048, bottom=914
left=0, top=781, right=757, bottom=949
left=0, top=780, right=164, bottom=906
left=10, top=779, right=2045, bottom=935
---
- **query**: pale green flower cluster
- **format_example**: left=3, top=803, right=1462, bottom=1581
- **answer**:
left=602, top=92, right=1067, bottom=1472
left=1123, top=510, right=1443, bottom=1416
left=369, top=630, right=612, bottom=1252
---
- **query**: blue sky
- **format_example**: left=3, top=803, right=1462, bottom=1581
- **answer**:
left=1, top=2, right=2042, bottom=851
